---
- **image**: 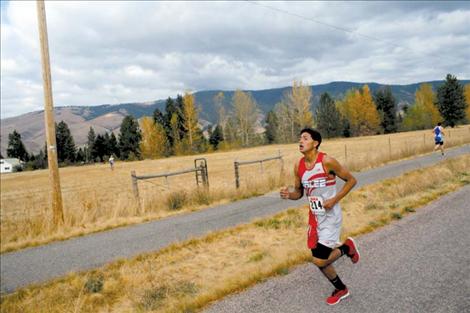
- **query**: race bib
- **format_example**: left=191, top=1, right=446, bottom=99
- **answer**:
left=308, top=196, right=325, bottom=216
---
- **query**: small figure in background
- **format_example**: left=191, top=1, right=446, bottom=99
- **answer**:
left=433, top=122, right=445, bottom=156
left=109, top=155, right=115, bottom=170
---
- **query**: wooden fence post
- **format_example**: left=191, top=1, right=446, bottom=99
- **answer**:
left=388, top=136, right=392, bottom=160
left=234, top=161, right=240, bottom=189
left=131, top=170, right=142, bottom=213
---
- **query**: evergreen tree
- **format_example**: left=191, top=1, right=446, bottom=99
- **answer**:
left=108, top=132, right=119, bottom=158
left=56, top=121, right=76, bottom=163
left=6, top=130, right=29, bottom=161
left=436, top=74, right=466, bottom=127
left=153, top=108, right=166, bottom=128
left=118, top=115, right=141, bottom=160
left=209, top=124, right=224, bottom=149
left=374, top=87, right=397, bottom=133
left=94, top=134, right=107, bottom=161
left=87, top=127, right=96, bottom=162
left=315, top=92, right=342, bottom=138
left=103, top=132, right=111, bottom=157
left=264, top=110, right=278, bottom=143
left=76, top=147, right=86, bottom=163
left=164, top=97, right=177, bottom=146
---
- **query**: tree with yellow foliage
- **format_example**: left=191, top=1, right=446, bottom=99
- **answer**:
left=464, top=84, right=470, bottom=122
left=182, top=91, right=201, bottom=152
left=402, top=84, right=442, bottom=130
left=139, top=116, right=167, bottom=159
left=336, top=85, right=380, bottom=136
left=286, top=80, right=314, bottom=133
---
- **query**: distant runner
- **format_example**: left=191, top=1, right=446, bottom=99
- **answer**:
left=433, top=122, right=445, bottom=156
left=280, top=128, right=359, bottom=306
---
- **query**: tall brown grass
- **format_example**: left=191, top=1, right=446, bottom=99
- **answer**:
left=1, top=126, right=469, bottom=253
left=1, top=155, right=468, bottom=313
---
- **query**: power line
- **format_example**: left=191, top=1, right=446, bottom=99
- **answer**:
left=245, top=1, right=462, bottom=65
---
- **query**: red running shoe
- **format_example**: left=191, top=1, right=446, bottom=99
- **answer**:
left=326, top=288, right=349, bottom=305
left=344, top=237, right=360, bottom=264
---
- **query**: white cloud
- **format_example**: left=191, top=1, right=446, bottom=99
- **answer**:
left=1, top=1, right=469, bottom=118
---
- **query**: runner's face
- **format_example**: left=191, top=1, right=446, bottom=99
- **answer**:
left=299, top=132, right=316, bottom=154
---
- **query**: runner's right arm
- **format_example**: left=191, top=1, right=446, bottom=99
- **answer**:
left=280, top=161, right=303, bottom=200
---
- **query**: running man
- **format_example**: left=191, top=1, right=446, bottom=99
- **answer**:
left=433, top=122, right=445, bottom=155
left=280, top=128, right=359, bottom=306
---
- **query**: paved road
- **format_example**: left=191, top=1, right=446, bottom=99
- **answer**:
left=205, top=185, right=470, bottom=313
left=1, top=145, right=469, bottom=293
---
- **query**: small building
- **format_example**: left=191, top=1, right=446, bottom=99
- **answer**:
left=0, top=158, right=22, bottom=173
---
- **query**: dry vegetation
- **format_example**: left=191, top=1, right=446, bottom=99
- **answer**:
left=1, top=126, right=470, bottom=253
left=1, top=154, right=469, bottom=313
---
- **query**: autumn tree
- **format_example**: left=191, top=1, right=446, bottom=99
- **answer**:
left=337, top=85, right=380, bottom=136
left=285, top=80, right=314, bottom=135
left=315, top=92, right=342, bottom=138
left=213, top=92, right=227, bottom=140
left=139, top=116, right=167, bottom=159
left=462, top=83, right=470, bottom=122
left=436, top=74, right=466, bottom=127
left=232, top=90, right=259, bottom=146
left=182, top=91, right=201, bottom=152
left=402, top=84, right=442, bottom=130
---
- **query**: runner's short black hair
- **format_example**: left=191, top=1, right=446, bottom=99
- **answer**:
left=300, top=128, right=322, bottom=149
left=437, top=122, right=442, bottom=126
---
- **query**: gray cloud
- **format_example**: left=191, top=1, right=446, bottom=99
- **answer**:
left=1, top=1, right=469, bottom=118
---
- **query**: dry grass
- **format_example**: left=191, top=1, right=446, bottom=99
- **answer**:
left=1, top=126, right=470, bottom=253
left=1, top=154, right=469, bottom=313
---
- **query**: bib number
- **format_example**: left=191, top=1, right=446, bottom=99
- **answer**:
left=308, top=196, right=325, bottom=216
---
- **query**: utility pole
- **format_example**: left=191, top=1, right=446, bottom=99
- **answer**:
left=36, top=0, right=64, bottom=226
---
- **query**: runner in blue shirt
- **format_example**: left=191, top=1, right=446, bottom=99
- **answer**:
left=433, top=123, right=445, bottom=156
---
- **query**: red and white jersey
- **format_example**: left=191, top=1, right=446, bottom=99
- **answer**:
left=298, top=152, right=342, bottom=249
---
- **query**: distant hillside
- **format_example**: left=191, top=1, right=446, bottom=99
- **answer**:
left=2, top=80, right=468, bottom=155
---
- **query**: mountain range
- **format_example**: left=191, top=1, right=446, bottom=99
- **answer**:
left=2, top=80, right=468, bottom=155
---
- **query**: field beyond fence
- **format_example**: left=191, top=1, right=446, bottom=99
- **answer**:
left=1, top=126, right=469, bottom=253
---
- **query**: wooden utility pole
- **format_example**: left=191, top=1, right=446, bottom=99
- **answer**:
left=36, top=0, right=64, bottom=226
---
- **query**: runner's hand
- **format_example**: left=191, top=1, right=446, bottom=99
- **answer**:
left=323, top=198, right=337, bottom=210
left=280, top=187, right=290, bottom=199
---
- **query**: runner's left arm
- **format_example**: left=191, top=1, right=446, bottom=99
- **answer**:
left=322, top=156, right=357, bottom=209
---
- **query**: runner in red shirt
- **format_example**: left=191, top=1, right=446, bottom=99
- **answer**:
left=280, top=128, right=359, bottom=305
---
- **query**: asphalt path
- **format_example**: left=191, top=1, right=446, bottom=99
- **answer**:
left=205, top=185, right=470, bottom=313
left=1, top=145, right=469, bottom=293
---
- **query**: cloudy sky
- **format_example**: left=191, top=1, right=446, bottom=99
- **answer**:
left=1, top=1, right=469, bottom=118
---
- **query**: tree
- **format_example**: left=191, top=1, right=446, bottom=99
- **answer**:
left=315, top=92, right=342, bottom=138
left=87, top=127, right=96, bottom=162
left=94, top=134, right=107, bottom=162
left=6, top=130, right=29, bottom=161
left=118, top=115, right=141, bottom=160
left=209, top=124, right=224, bottom=149
left=108, top=132, right=119, bottom=158
left=337, top=86, right=380, bottom=136
left=56, top=121, right=76, bottom=163
left=140, top=116, right=167, bottom=159
left=402, top=84, right=442, bottom=130
left=374, top=87, right=397, bottom=133
left=232, top=89, right=259, bottom=146
left=464, top=84, right=470, bottom=122
left=264, top=110, right=278, bottom=143
left=76, top=147, right=86, bottom=163
left=436, top=74, right=466, bottom=127
left=274, top=100, right=295, bottom=143
left=213, top=92, right=227, bottom=140
left=287, top=80, right=314, bottom=134
left=182, top=91, right=201, bottom=152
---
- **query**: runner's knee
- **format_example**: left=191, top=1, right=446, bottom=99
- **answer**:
left=312, top=257, right=328, bottom=268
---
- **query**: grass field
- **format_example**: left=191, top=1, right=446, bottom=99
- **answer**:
left=1, top=126, right=469, bottom=252
left=1, top=154, right=469, bottom=313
